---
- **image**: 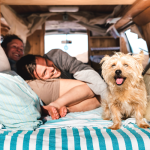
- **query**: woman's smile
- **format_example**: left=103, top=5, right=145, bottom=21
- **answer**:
left=34, top=57, right=61, bottom=79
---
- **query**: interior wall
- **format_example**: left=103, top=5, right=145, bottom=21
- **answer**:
left=25, top=24, right=45, bottom=56
left=142, top=23, right=150, bottom=54
left=119, top=32, right=130, bottom=54
left=88, top=30, right=120, bottom=72
left=141, top=23, right=150, bottom=68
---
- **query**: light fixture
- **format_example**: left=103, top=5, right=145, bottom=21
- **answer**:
left=61, top=40, right=72, bottom=44
left=49, top=7, right=79, bottom=12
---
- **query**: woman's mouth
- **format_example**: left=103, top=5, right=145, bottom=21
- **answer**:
left=14, top=54, right=19, bottom=57
left=53, top=69, right=56, bottom=75
left=12, top=53, right=21, bottom=61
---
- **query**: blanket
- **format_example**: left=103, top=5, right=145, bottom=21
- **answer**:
left=39, top=107, right=148, bottom=129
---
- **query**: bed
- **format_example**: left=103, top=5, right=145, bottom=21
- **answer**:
left=0, top=46, right=150, bottom=150
left=0, top=107, right=150, bottom=150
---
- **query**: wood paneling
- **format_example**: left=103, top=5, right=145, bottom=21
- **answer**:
left=1, top=22, right=10, bottom=36
left=119, top=33, right=129, bottom=54
left=88, top=31, right=120, bottom=57
left=1, top=14, right=10, bottom=36
left=40, top=23, right=45, bottom=55
left=0, top=9, right=1, bottom=38
left=89, top=37, right=119, bottom=48
left=142, top=23, right=150, bottom=55
left=87, top=30, right=91, bottom=64
left=133, top=7, right=150, bottom=26
left=9, top=5, right=118, bottom=14
left=26, top=24, right=45, bottom=56
left=88, top=30, right=120, bottom=72
left=47, top=14, right=76, bottom=21
left=115, top=0, right=150, bottom=30
left=2, top=0, right=136, bottom=5
left=90, top=50, right=119, bottom=56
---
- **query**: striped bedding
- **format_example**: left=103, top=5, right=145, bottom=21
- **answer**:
left=0, top=126, right=150, bottom=150
left=0, top=107, right=150, bottom=150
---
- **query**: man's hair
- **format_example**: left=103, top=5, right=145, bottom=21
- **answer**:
left=16, top=54, right=43, bottom=80
left=1, top=34, right=23, bottom=49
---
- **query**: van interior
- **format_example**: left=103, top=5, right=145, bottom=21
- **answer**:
left=1, top=1, right=150, bottom=73
left=1, top=0, right=150, bottom=149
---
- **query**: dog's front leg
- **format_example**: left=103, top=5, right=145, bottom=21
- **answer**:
left=109, top=104, right=121, bottom=130
left=135, top=105, right=149, bottom=128
left=102, top=101, right=111, bottom=120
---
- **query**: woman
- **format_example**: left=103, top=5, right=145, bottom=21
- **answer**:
left=16, top=51, right=107, bottom=119
left=1, top=34, right=24, bottom=72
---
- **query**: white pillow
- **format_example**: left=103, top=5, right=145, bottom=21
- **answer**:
left=0, top=70, right=42, bottom=130
left=0, top=45, right=10, bottom=71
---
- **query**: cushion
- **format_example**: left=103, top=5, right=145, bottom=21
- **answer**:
left=0, top=46, right=10, bottom=71
left=0, top=70, right=42, bottom=130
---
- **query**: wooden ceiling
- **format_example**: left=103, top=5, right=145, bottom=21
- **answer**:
left=8, top=5, right=129, bottom=32
left=10, top=5, right=119, bottom=15
left=2, top=0, right=136, bottom=5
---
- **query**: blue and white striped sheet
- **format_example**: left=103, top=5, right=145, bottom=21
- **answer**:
left=0, top=107, right=150, bottom=149
left=0, top=82, right=149, bottom=150
left=0, top=126, right=150, bottom=150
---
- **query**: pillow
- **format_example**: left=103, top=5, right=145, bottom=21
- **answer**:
left=0, top=46, right=10, bottom=71
left=0, top=70, right=42, bottom=130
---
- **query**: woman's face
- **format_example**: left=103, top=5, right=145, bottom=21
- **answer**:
left=34, top=57, right=61, bottom=79
left=5, top=39, right=24, bottom=61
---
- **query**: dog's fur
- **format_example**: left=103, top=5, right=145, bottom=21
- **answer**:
left=144, top=68, right=150, bottom=121
left=100, top=51, right=149, bottom=130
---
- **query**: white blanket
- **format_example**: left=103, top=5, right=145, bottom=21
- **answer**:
left=39, top=107, right=147, bottom=129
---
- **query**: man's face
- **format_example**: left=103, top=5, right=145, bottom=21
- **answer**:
left=5, top=39, right=24, bottom=61
left=34, top=57, right=61, bottom=80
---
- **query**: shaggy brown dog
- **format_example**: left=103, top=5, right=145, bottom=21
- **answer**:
left=100, top=51, right=149, bottom=130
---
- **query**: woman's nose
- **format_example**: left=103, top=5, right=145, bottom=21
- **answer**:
left=16, top=47, right=22, bottom=52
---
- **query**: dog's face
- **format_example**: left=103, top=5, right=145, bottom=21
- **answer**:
left=100, top=51, right=144, bottom=88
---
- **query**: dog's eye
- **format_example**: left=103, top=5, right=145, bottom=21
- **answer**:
left=111, top=64, right=116, bottom=67
left=124, top=64, right=128, bottom=67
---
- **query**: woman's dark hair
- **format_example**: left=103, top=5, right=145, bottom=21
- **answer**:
left=1, top=34, right=23, bottom=49
left=16, top=54, right=43, bottom=80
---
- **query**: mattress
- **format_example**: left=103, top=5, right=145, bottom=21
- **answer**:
left=0, top=107, right=150, bottom=150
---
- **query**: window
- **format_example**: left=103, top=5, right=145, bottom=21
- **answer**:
left=44, top=34, right=88, bottom=63
left=125, top=29, right=149, bottom=55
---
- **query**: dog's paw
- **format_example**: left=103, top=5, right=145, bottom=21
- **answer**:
left=139, top=123, right=150, bottom=129
left=108, top=124, right=120, bottom=130
left=103, top=117, right=111, bottom=120
left=102, top=113, right=111, bottom=120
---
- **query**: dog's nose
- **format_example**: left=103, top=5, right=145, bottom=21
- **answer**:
left=115, top=70, right=122, bottom=75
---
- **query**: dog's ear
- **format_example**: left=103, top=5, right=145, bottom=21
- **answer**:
left=100, top=55, right=110, bottom=65
left=133, top=51, right=144, bottom=64
left=99, top=55, right=110, bottom=80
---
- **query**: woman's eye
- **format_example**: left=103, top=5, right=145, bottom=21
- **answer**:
left=42, top=69, right=47, bottom=77
left=124, top=64, right=128, bottom=67
left=44, top=70, right=47, bottom=76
